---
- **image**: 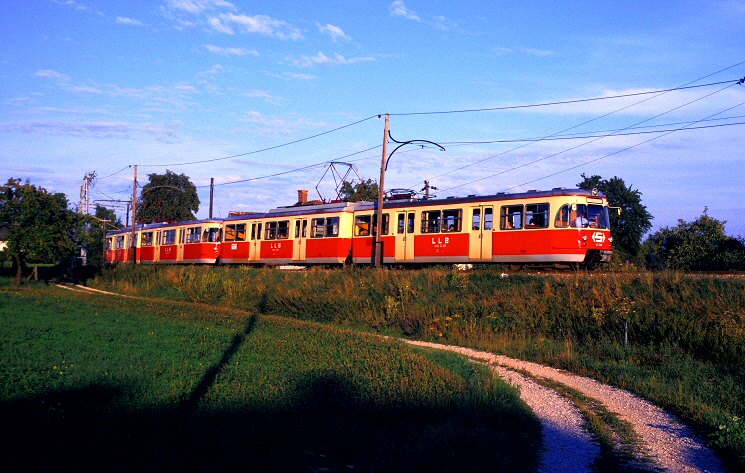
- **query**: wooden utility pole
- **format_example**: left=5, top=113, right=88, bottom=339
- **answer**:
left=130, top=165, right=137, bottom=263
left=209, top=177, right=214, bottom=218
left=374, top=114, right=389, bottom=268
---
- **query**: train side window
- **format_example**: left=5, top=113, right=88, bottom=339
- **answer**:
left=382, top=213, right=390, bottom=235
left=555, top=205, right=571, bottom=228
left=311, top=218, right=326, bottom=238
left=265, top=222, right=278, bottom=240
left=500, top=205, right=523, bottom=229
left=421, top=210, right=441, bottom=233
left=277, top=220, right=289, bottom=239
left=355, top=215, right=372, bottom=236
left=115, top=235, right=125, bottom=249
left=257, top=223, right=262, bottom=240
left=326, top=217, right=339, bottom=237
left=472, top=209, right=481, bottom=230
left=226, top=224, right=245, bottom=242
left=141, top=232, right=154, bottom=247
left=442, top=209, right=462, bottom=232
left=407, top=212, right=415, bottom=233
left=525, top=203, right=549, bottom=228
left=162, top=229, right=176, bottom=245
left=105, top=238, right=112, bottom=251
left=186, top=226, right=201, bottom=243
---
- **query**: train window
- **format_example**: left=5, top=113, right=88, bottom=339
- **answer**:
left=186, top=227, right=201, bottom=243
left=105, top=238, right=112, bottom=251
left=276, top=221, right=289, bottom=239
left=442, top=209, right=462, bottom=232
left=311, top=218, right=325, bottom=237
left=525, top=204, right=549, bottom=229
left=555, top=205, right=571, bottom=227
left=472, top=209, right=481, bottom=230
left=162, top=229, right=176, bottom=245
left=407, top=213, right=415, bottom=233
left=484, top=208, right=493, bottom=230
left=567, top=204, right=609, bottom=228
left=115, top=235, right=125, bottom=249
left=397, top=214, right=405, bottom=234
left=355, top=215, right=372, bottom=236
left=326, top=217, right=339, bottom=237
left=203, top=227, right=221, bottom=242
left=501, top=205, right=523, bottom=229
left=265, top=222, right=278, bottom=240
left=311, top=217, right=339, bottom=238
left=141, top=232, right=154, bottom=247
left=421, top=210, right=441, bottom=233
left=225, top=224, right=246, bottom=242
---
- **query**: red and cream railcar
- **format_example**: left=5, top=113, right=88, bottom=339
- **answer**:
left=219, top=202, right=356, bottom=265
left=105, top=188, right=612, bottom=268
left=105, top=219, right=223, bottom=265
left=344, top=188, right=612, bottom=267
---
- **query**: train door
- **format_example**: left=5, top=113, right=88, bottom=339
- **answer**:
left=177, top=228, right=185, bottom=262
left=394, top=211, right=415, bottom=261
left=469, top=205, right=494, bottom=260
left=249, top=222, right=262, bottom=262
left=292, top=218, right=308, bottom=261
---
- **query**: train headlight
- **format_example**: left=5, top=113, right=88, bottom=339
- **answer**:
left=591, top=188, right=599, bottom=196
left=608, top=237, right=613, bottom=243
left=581, top=235, right=588, bottom=241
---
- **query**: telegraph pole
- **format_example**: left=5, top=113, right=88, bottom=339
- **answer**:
left=374, top=114, right=389, bottom=268
left=209, top=177, right=214, bottom=218
left=79, top=172, right=95, bottom=265
left=130, top=165, right=138, bottom=263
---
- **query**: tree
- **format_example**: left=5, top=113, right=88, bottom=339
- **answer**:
left=643, top=209, right=745, bottom=270
left=0, top=178, right=92, bottom=285
left=339, top=179, right=379, bottom=202
left=577, top=174, right=653, bottom=262
left=137, top=170, right=199, bottom=223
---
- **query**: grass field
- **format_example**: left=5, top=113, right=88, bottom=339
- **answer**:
left=0, top=282, right=540, bottom=472
left=89, top=265, right=745, bottom=468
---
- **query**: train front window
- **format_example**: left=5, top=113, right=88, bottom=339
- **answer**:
left=203, top=227, right=221, bottom=242
left=566, top=204, right=609, bottom=228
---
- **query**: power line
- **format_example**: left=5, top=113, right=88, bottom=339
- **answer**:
left=438, top=80, right=742, bottom=193
left=502, top=99, right=745, bottom=192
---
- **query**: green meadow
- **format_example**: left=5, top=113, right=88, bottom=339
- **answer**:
left=0, top=281, right=539, bottom=473
left=90, top=265, right=745, bottom=468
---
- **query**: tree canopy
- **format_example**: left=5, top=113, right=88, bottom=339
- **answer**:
left=643, top=209, right=745, bottom=270
left=577, top=174, right=653, bottom=262
left=0, top=178, right=92, bottom=284
left=339, top=179, right=379, bottom=202
left=137, top=170, right=200, bottom=224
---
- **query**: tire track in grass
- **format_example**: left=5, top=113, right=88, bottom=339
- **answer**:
left=405, top=340, right=727, bottom=473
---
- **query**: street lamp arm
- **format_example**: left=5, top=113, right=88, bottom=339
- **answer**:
left=384, top=131, right=445, bottom=170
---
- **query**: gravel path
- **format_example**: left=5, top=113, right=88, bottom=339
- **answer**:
left=406, top=340, right=728, bottom=473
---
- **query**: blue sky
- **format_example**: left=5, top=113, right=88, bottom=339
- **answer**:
left=2, top=0, right=744, bottom=236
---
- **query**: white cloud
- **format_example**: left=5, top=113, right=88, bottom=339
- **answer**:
left=287, top=51, right=375, bottom=68
left=317, top=23, right=350, bottom=42
left=207, top=16, right=233, bottom=34
left=115, top=17, right=144, bottom=26
left=0, top=120, right=180, bottom=142
left=35, top=69, right=71, bottom=82
left=493, top=47, right=555, bottom=57
left=243, top=90, right=282, bottom=105
left=165, top=0, right=235, bottom=15
left=216, top=13, right=303, bottom=40
left=204, top=44, right=259, bottom=56
left=389, top=1, right=420, bottom=21
left=202, top=64, right=224, bottom=75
